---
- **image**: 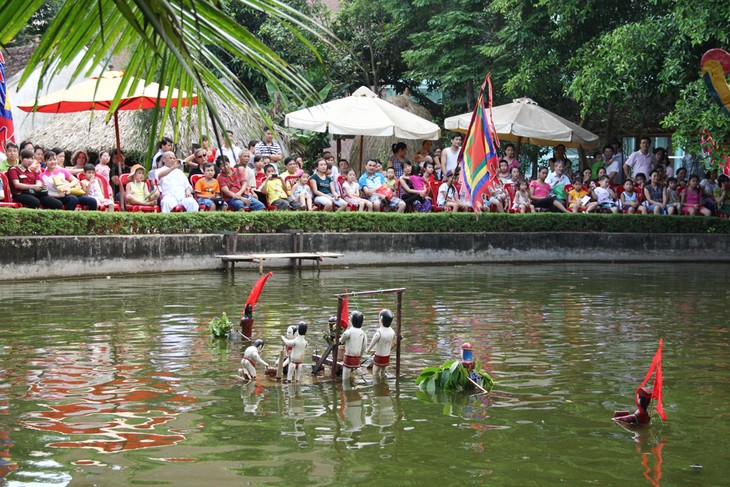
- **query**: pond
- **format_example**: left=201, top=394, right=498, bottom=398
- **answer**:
left=0, top=263, right=728, bottom=486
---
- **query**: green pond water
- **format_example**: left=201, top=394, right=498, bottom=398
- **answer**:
left=0, top=263, right=728, bottom=486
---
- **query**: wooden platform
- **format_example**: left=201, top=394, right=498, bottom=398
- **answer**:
left=218, top=252, right=344, bottom=273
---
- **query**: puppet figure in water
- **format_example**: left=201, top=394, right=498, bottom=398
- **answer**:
left=282, top=321, right=308, bottom=383
left=613, top=386, right=655, bottom=425
left=613, top=339, right=666, bottom=426
left=239, top=339, right=269, bottom=380
left=368, top=309, right=396, bottom=379
left=340, top=311, right=368, bottom=385
left=274, top=324, right=298, bottom=375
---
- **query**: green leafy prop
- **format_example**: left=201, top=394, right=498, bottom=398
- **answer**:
left=208, top=312, right=233, bottom=338
left=416, top=360, right=494, bottom=393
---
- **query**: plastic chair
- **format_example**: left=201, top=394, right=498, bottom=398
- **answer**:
left=0, top=172, right=23, bottom=208
left=428, top=179, right=445, bottom=212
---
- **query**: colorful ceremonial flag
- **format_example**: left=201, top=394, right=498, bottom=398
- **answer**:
left=243, top=272, right=273, bottom=316
left=458, top=73, right=500, bottom=212
left=0, top=52, right=15, bottom=153
left=637, top=338, right=666, bottom=421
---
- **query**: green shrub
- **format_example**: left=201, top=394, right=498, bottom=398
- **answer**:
left=0, top=207, right=728, bottom=236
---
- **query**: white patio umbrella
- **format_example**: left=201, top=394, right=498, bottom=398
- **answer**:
left=285, top=86, right=440, bottom=166
left=444, top=97, right=598, bottom=150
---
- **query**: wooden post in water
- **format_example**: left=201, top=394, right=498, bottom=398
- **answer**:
left=396, top=290, right=403, bottom=378
left=332, top=296, right=344, bottom=380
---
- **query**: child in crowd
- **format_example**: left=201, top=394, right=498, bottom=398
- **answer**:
left=681, top=174, right=712, bottom=216
left=342, top=169, right=373, bottom=211
left=259, top=163, right=301, bottom=210
left=437, top=170, right=465, bottom=212
left=620, top=179, right=646, bottom=214
left=96, top=151, right=111, bottom=180
left=292, top=172, right=314, bottom=211
left=422, top=160, right=436, bottom=186
left=665, top=177, right=681, bottom=214
left=125, top=164, right=159, bottom=207
left=81, top=163, right=115, bottom=212
left=592, top=175, right=618, bottom=213
left=634, top=173, right=647, bottom=197
left=567, top=175, right=598, bottom=213
left=716, top=174, right=730, bottom=215
left=512, top=180, right=534, bottom=213
left=195, top=163, right=226, bottom=211
left=385, top=167, right=398, bottom=196
left=253, top=155, right=267, bottom=189
left=487, top=180, right=507, bottom=213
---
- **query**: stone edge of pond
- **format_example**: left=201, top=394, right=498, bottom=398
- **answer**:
left=1, top=232, right=728, bottom=280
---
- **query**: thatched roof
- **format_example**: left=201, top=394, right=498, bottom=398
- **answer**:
left=348, top=91, right=435, bottom=168
left=23, top=93, right=289, bottom=158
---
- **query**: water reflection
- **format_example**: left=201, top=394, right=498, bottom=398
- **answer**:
left=19, top=342, right=193, bottom=454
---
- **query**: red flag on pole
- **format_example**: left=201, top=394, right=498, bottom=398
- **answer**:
left=243, top=272, right=273, bottom=316
left=637, top=338, right=666, bottom=421
left=0, top=53, right=16, bottom=153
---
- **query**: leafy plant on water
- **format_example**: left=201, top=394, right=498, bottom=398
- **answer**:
left=209, top=312, right=233, bottom=338
left=416, top=359, right=494, bottom=393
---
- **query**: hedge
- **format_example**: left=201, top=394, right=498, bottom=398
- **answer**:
left=1, top=207, right=728, bottom=236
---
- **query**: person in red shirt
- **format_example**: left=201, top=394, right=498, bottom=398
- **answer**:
left=217, top=158, right=265, bottom=211
left=7, top=149, right=62, bottom=209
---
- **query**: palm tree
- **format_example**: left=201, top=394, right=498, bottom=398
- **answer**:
left=0, top=0, right=331, bottom=148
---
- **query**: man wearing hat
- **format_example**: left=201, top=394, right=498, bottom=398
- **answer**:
left=156, top=151, right=199, bottom=212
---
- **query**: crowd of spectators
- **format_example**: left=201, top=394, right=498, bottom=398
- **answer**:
left=1, top=133, right=728, bottom=217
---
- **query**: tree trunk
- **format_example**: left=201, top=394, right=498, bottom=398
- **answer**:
left=465, top=79, right=475, bottom=111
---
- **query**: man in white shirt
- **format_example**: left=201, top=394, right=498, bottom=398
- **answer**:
left=624, top=137, right=654, bottom=180
left=440, top=133, right=462, bottom=179
left=546, top=161, right=571, bottom=203
left=156, top=151, right=199, bottom=212
left=219, top=130, right=242, bottom=165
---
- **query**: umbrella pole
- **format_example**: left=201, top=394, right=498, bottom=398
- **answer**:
left=359, top=135, right=363, bottom=173
left=114, top=111, right=126, bottom=211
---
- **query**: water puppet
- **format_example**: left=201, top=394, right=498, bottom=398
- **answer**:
left=613, top=339, right=667, bottom=425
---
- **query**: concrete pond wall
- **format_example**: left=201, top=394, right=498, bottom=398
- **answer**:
left=1, top=232, right=728, bottom=280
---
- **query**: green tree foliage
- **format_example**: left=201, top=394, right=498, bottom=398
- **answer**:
left=663, top=80, right=730, bottom=167
left=334, top=0, right=418, bottom=95
left=403, top=0, right=491, bottom=114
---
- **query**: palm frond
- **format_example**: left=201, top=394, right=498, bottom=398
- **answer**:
left=3, top=0, right=333, bottom=153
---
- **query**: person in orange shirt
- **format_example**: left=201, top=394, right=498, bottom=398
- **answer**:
left=194, top=163, right=225, bottom=210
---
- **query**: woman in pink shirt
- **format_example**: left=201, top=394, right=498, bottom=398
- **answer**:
left=529, top=167, right=569, bottom=212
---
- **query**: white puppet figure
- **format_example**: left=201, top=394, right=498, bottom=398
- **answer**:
left=239, top=339, right=269, bottom=380
left=340, top=310, right=368, bottom=385
left=275, top=324, right=298, bottom=375
left=368, top=309, right=396, bottom=379
left=281, top=321, right=308, bottom=383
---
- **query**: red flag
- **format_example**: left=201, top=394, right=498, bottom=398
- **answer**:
left=243, top=272, right=273, bottom=316
left=0, top=52, right=16, bottom=153
left=340, top=296, right=349, bottom=329
left=637, top=338, right=666, bottom=421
